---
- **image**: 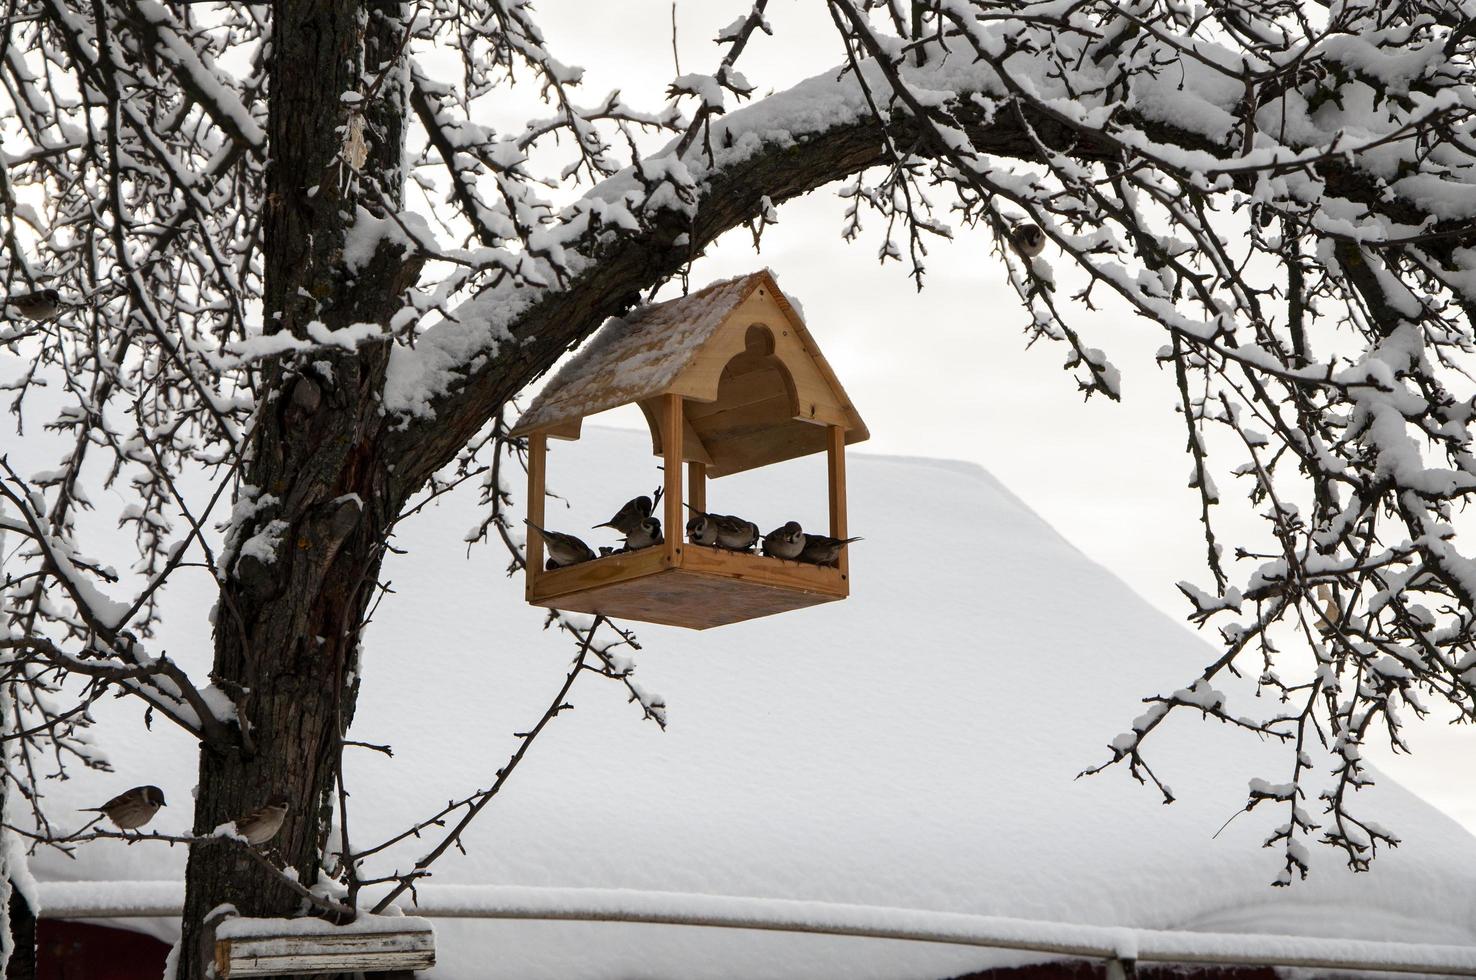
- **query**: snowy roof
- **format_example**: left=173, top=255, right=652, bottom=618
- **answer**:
left=22, top=429, right=1476, bottom=979
left=511, top=272, right=867, bottom=475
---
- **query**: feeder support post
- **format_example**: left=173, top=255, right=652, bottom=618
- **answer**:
left=688, top=461, right=707, bottom=514
left=663, top=394, right=684, bottom=563
left=527, top=430, right=547, bottom=597
left=827, top=424, right=848, bottom=577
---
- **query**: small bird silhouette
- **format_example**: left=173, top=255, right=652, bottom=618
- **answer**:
left=797, top=533, right=862, bottom=567
left=81, top=785, right=166, bottom=831
left=7, top=288, right=60, bottom=320
left=622, top=516, right=663, bottom=551
left=524, top=520, right=597, bottom=568
left=235, top=796, right=290, bottom=846
left=762, top=521, right=805, bottom=560
left=684, top=505, right=758, bottom=551
left=1011, top=224, right=1046, bottom=257
left=594, top=488, right=662, bottom=536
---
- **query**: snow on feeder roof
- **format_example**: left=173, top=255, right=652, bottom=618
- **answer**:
left=512, top=270, right=868, bottom=630
left=510, top=269, right=868, bottom=477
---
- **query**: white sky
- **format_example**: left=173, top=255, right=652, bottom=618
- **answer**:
left=478, top=1, right=1476, bottom=836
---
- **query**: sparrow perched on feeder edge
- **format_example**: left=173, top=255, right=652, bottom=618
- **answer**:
left=235, top=795, right=290, bottom=846
left=594, top=487, right=662, bottom=536
left=622, top=516, right=663, bottom=551
left=7, top=288, right=60, bottom=320
left=1010, top=224, right=1046, bottom=258
left=684, top=505, right=758, bottom=551
left=762, top=521, right=805, bottom=560
left=524, top=519, right=597, bottom=568
left=686, top=513, right=719, bottom=546
left=798, top=533, right=863, bottom=567
left=81, top=785, right=167, bottom=831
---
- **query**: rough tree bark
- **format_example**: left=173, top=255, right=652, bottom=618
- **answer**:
left=176, top=2, right=419, bottom=975
left=2, top=887, right=33, bottom=980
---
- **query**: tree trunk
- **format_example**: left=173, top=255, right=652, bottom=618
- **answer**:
left=3, top=884, right=35, bottom=980
left=176, top=3, right=415, bottom=977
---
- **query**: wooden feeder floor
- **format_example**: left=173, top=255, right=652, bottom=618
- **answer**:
left=528, top=543, right=847, bottom=629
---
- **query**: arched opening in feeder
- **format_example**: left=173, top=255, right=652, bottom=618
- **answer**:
left=511, top=270, right=867, bottom=630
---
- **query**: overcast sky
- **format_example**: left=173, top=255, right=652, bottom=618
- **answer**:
left=481, top=0, right=1476, bottom=835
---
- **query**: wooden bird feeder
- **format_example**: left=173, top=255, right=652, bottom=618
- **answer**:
left=511, top=269, right=868, bottom=630
left=213, top=914, right=435, bottom=977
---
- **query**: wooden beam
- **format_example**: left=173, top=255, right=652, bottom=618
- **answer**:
left=663, top=394, right=684, bottom=563
left=688, top=461, right=707, bottom=514
left=215, top=917, right=435, bottom=978
left=527, top=430, right=547, bottom=598
left=827, top=424, right=848, bottom=578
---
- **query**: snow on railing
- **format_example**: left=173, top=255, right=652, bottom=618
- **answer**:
left=36, top=882, right=1476, bottom=976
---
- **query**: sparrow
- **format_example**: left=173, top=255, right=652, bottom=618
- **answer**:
left=524, top=519, right=597, bottom=568
left=1011, top=224, right=1046, bottom=257
left=235, top=795, right=290, bottom=846
left=714, top=515, right=760, bottom=551
left=81, top=785, right=166, bottom=831
left=761, top=521, right=805, bottom=560
left=622, top=516, right=663, bottom=551
left=684, top=505, right=759, bottom=551
left=595, top=488, right=662, bottom=536
left=7, top=288, right=60, bottom=320
left=797, top=533, right=863, bottom=567
left=686, top=513, right=719, bottom=546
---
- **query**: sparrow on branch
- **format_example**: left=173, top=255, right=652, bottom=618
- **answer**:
left=7, top=288, right=60, bottom=320
left=82, top=785, right=166, bottom=831
left=1011, top=224, right=1046, bottom=257
left=235, top=796, right=290, bottom=846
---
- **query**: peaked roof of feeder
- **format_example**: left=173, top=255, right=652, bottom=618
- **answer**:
left=510, top=269, right=866, bottom=442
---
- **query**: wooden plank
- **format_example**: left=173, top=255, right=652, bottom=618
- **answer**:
left=828, top=424, right=848, bottom=579
left=224, top=947, right=434, bottom=978
left=690, top=392, right=796, bottom=445
left=688, top=461, right=707, bottom=514
left=526, top=431, right=547, bottom=600
left=663, top=394, right=684, bottom=564
left=826, top=425, right=850, bottom=578
left=704, top=423, right=831, bottom=479
left=638, top=398, right=713, bottom=466
left=668, top=292, right=784, bottom=399
left=529, top=546, right=670, bottom=602
left=684, top=352, right=791, bottom=423
left=217, top=919, right=434, bottom=978
left=681, top=545, right=847, bottom=596
left=531, top=565, right=842, bottom=629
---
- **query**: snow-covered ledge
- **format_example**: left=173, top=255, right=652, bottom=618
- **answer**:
left=36, top=882, right=1476, bottom=977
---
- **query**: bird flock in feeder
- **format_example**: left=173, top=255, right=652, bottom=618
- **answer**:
left=526, top=491, right=862, bottom=573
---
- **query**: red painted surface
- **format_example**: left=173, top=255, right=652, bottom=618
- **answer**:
left=37, top=920, right=170, bottom=980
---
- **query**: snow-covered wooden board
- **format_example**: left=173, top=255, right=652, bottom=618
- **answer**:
left=215, top=915, right=435, bottom=977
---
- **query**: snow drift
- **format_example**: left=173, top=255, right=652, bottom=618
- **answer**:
left=24, top=427, right=1476, bottom=978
